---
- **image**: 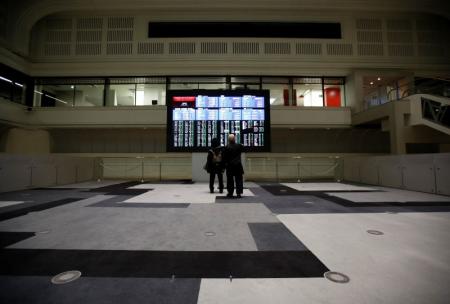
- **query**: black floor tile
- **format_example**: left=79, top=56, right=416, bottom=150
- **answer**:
left=0, top=232, right=36, bottom=248
left=0, top=249, right=329, bottom=278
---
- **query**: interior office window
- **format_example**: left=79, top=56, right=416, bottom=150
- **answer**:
left=198, top=83, right=227, bottom=89
left=12, top=82, right=26, bottom=104
left=293, top=78, right=323, bottom=107
left=0, top=76, right=13, bottom=101
left=105, top=84, right=135, bottom=106
left=136, top=84, right=166, bottom=106
left=74, top=84, right=104, bottom=107
left=231, top=76, right=260, bottom=91
left=169, top=83, right=198, bottom=90
left=0, top=76, right=26, bottom=104
left=262, top=78, right=290, bottom=106
left=40, top=84, right=74, bottom=107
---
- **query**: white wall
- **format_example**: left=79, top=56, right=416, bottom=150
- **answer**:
left=343, top=153, right=450, bottom=195
left=0, top=154, right=95, bottom=192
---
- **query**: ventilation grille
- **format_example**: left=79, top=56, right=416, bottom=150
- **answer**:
left=44, top=44, right=71, bottom=56
left=386, top=19, right=414, bottom=57
left=108, top=17, right=134, bottom=29
left=169, top=42, right=196, bottom=54
left=77, top=17, right=103, bottom=30
left=106, top=17, right=134, bottom=55
left=356, top=18, right=384, bottom=57
left=326, top=43, right=353, bottom=56
left=296, top=43, right=322, bottom=55
left=264, top=42, right=290, bottom=55
left=46, top=31, right=71, bottom=43
left=107, top=43, right=133, bottom=55
left=46, top=18, right=72, bottom=30
left=76, top=44, right=102, bottom=56
left=107, top=30, right=133, bottom=42
left=358, top=44, right=384, bottom=56
left=386, top=19, right=412, bottom=31
left=356, top=19, right=382, bottom=30
left=387, top=31, right=413, bottom=43
left=388, top=45, right=414, bottom=57
left=416, top=18, right=446, bottom=58
left=416, top=31, right=441, bottom=44
left=76, top=31, right=102, bottom=42
left=233, top=42, right=259, bottom=54
left=201, top=42, right=227, bottom=54
left=418, top=45, right=444, bottom=57
left=357, top=31, right=383, bottom=43
left=137, top=42, right=164, bottom=54
left=43, top=18, right=73, bottom=56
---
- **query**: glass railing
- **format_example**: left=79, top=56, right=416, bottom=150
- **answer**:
left=95, top=155, right=343, bottom=182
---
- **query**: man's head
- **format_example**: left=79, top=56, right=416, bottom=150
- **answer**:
left=228, top=134, right=236, bottom=144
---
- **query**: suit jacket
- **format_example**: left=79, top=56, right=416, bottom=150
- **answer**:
left=223, top=143, right=244, bottom=175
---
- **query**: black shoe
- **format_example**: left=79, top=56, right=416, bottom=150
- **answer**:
left=236, top=194, right=242, bottom=198
left=226, top=194, right=233, bottom=198
left=219, top=189, right=223, bottom=194
left=210, top=189, right=214, bottom=193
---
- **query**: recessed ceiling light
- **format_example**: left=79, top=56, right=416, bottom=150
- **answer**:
left=377, top=77, right=381, bottom=81
left=370, top=81, right=374, bottom=85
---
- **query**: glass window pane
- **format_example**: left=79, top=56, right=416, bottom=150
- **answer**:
left=324, top=77, right=345, bottom=85
left=231, top=84, right=260, bottom=90
left=231, top=77, right=260, bottom=83
left=262, top=83, right=289, bottom=106
left=262, top=77, right=289, bottom=84
left=169, top=83, right=198, bottom=90
left=0, top=76, right=12, bottom=101
left=136, top=84, right=166, bottom=106
left=294, top=84, right=323, bottom=107
left=41, top=84, right=74, bottom=107
left=170, top=77, right=226, bottom=83
left=293, top=77, right=322, bottom=84
left=74, top=84, right=104, bottom=106
left=12, top=82, right=26, bottom=104
left=106, top=84, right=134, bottom=106
left=198, top=83, right=227, bottom=89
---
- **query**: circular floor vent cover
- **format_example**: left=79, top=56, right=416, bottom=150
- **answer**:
left=51, top=270, right=82, bottom=284
left=324, top=271, right=350, bottom=283
left=367, top=230, right=384, bottom=235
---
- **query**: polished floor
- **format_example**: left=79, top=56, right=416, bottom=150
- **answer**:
left=0, top=180, right=449, bottom=303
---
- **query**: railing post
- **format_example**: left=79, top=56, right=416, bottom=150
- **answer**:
left=275, top=159, right=279, bottom=182
left=297, top=162, right=301, bottom=182
left=141, top=160, right=144, bottom=183
left=159, top=162, right=162, bottom=182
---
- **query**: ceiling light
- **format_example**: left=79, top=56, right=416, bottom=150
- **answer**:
left=370, top=82, right=374, bottom=85
left=0, top=76, right=12, bottom=83
left=377, top=77, right=381, bottom=81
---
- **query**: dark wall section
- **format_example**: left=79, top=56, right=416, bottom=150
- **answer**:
left=50, top=128, right=167, bottom=153
left=50, top=127, right=389, bottom=154
left=271, top=128, right=390, bottom=153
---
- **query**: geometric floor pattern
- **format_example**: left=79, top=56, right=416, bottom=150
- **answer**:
left=0, top=180, right=449, bottom=303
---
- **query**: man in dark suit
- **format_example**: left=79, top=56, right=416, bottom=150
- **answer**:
left=223, top=134, right=244, bottom=198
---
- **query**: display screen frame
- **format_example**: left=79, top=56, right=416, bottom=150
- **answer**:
left=166, top=89, right=271, bottom=152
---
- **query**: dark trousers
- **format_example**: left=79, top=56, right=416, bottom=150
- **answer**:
left=226, top=171, right=243, bottom=196
left=209, top=172, right=224, bottom=192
